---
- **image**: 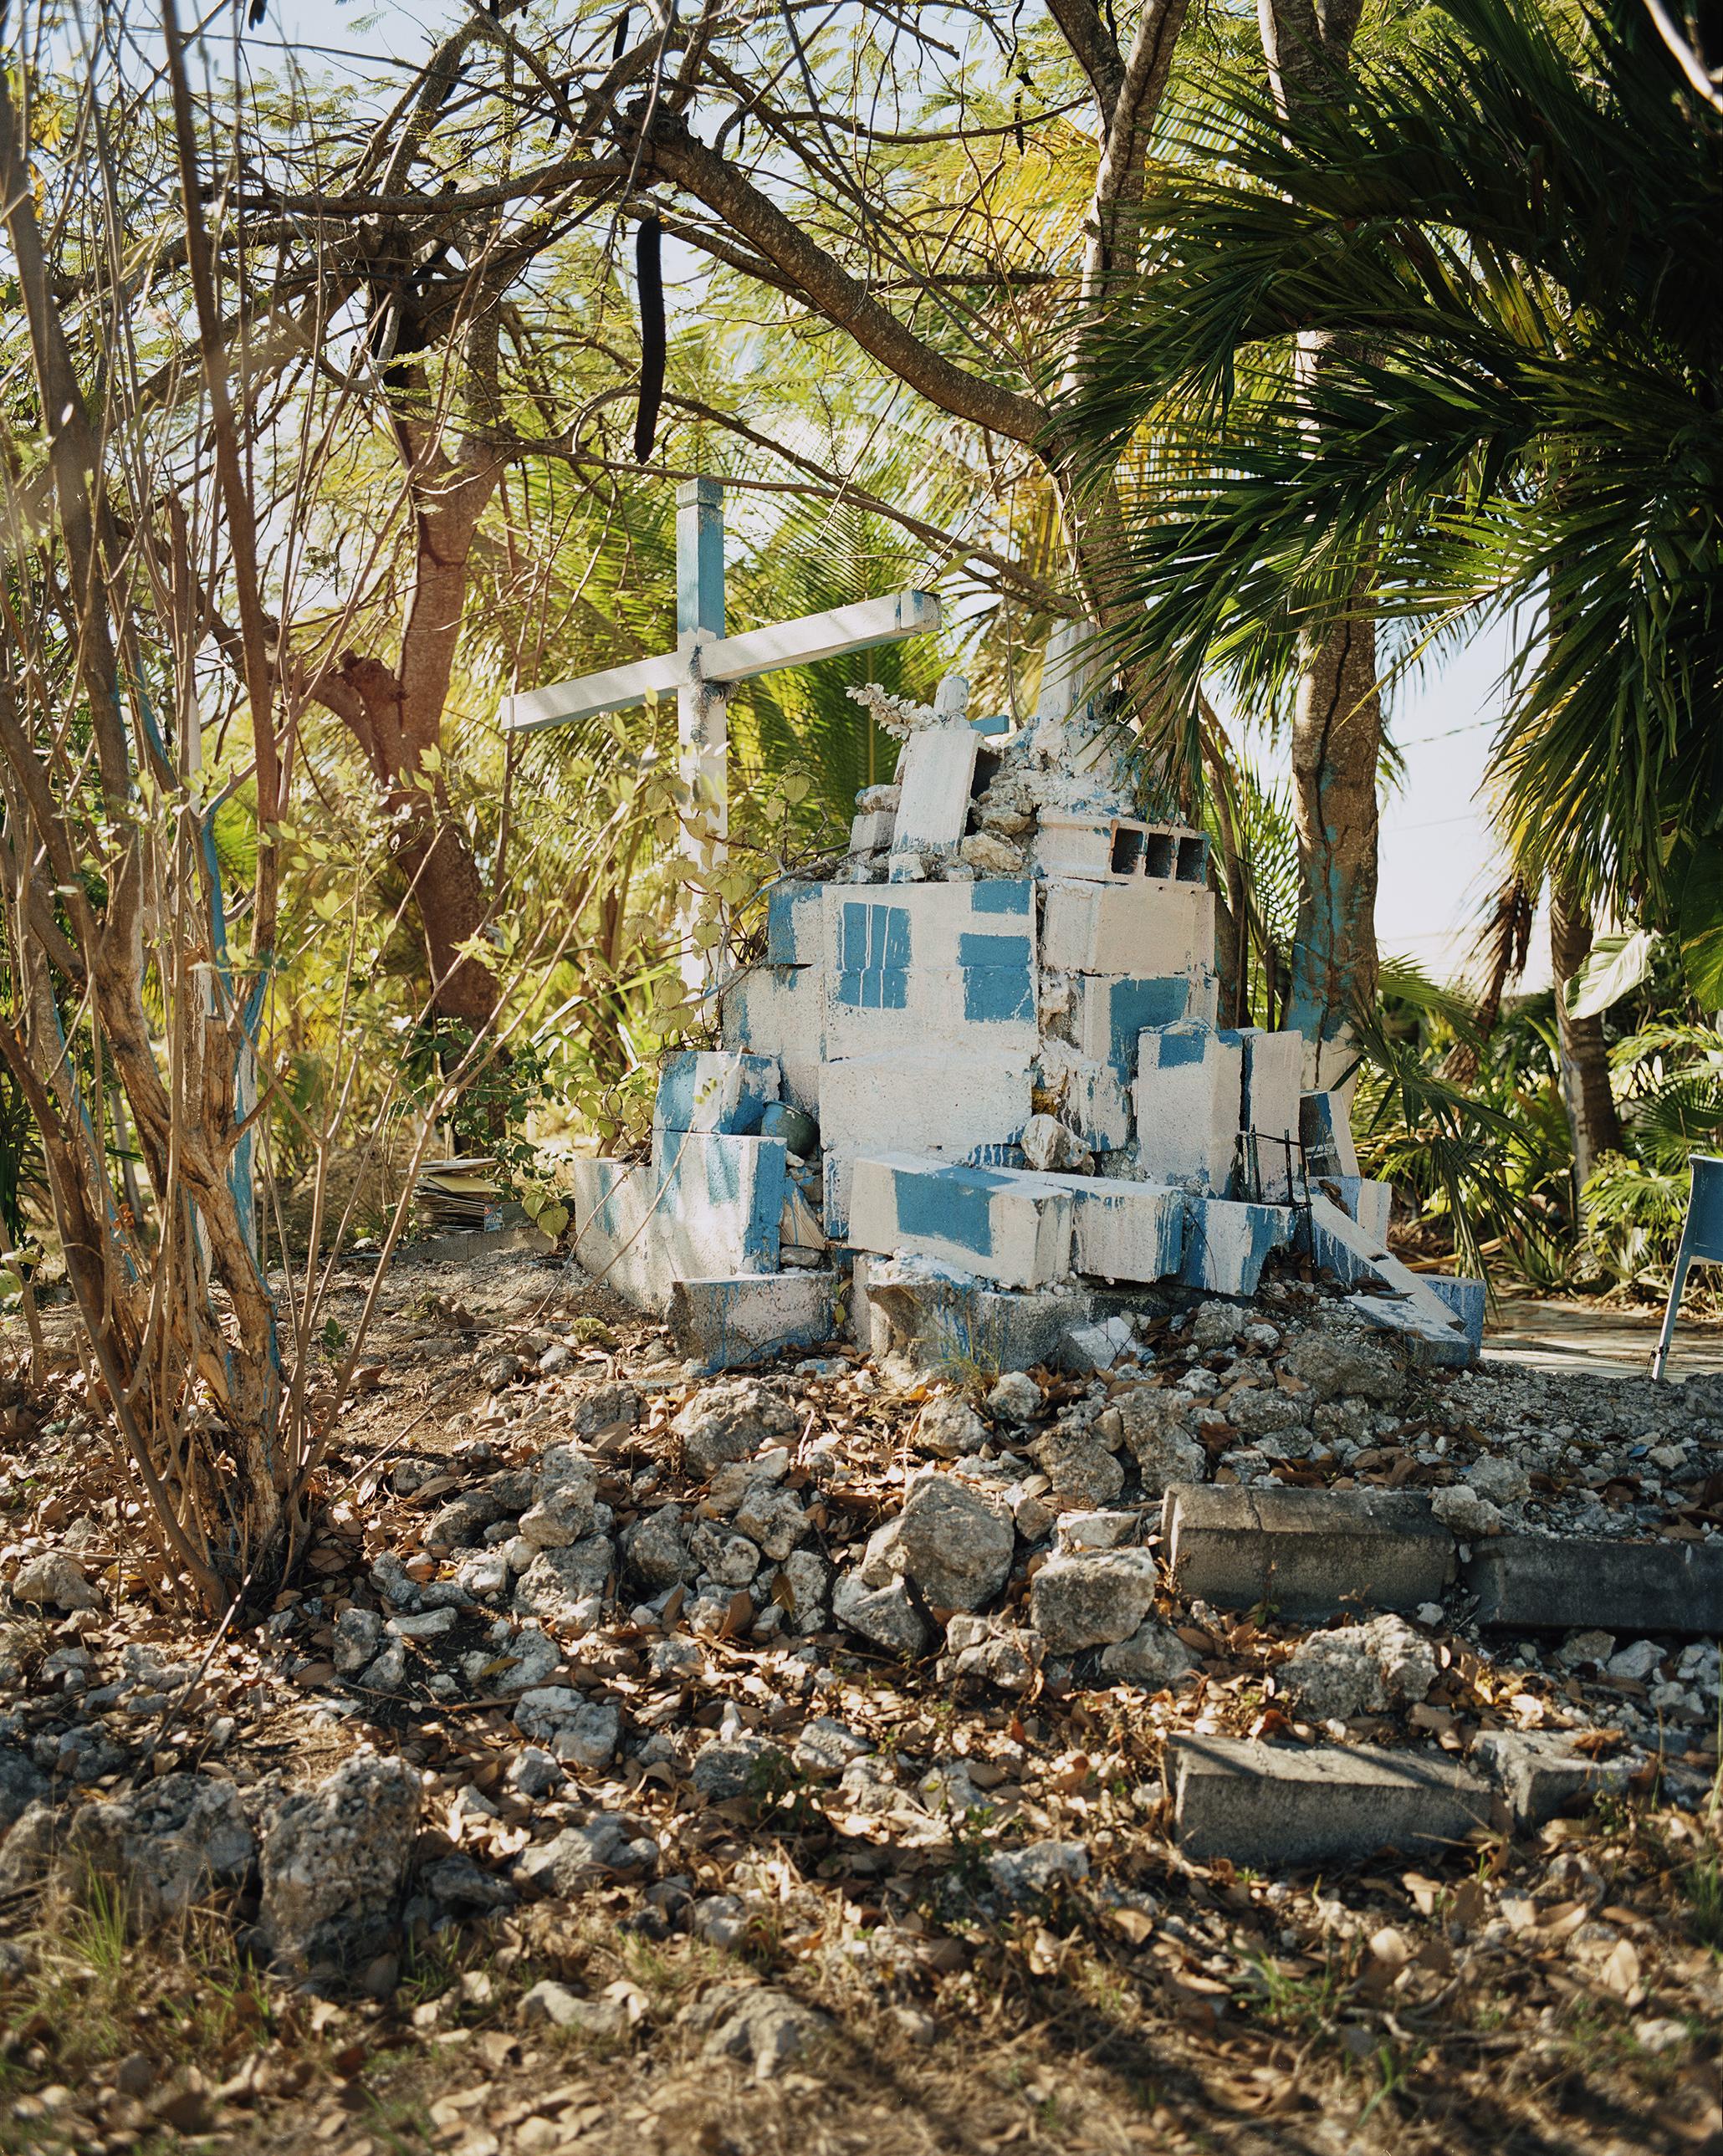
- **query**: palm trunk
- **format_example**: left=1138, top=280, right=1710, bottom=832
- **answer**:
left=1550, top=878, right=1623, bottom=1206
left=1286, top=584, right=1381, bottom=1090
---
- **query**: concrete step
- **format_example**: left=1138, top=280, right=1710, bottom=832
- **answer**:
left=670, top=1272, right=841, bottom=1374
left=1160, top=1484, right=1456, bottom=1619
left=1465, top=1535, right=1723, bottom=1637
left=1172, top=1736, right=1492, bottom=1866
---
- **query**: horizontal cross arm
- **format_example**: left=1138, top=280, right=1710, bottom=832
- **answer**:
left=498, top=588, right=941, bottom=735
left=498, top=649, right=688, bottom=735
left=694, top=589, right=940, bottom=687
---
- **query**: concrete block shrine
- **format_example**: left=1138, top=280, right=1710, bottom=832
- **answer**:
left=565, top=620, right=1481, bottom=1376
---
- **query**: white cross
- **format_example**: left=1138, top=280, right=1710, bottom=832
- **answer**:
left=498, top=478, right=942, bottom=892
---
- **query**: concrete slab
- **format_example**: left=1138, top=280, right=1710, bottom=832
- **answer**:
left=854, top=1254, right=1097, bottom=1372
left=1308, top=1194, right=1474, bottom=1362
left=1173, top=1736, right=1493, bottom=1866
left=1481, top=1297, right=1723, bottom=1382
left=1472, top=1730, right=1633, bottom=1828
left=670, top=1271, right=842, bottom=1372
left=1465, top=1535, right=1723, bottom=1637
left=894, top=721, right=979, bottom=855
left=1161, top=1484, right=1456, bottom=1617
left=1041, top=1173, right=1185, bottom=1285
left=848, top=1153, right=1075, bottom=1289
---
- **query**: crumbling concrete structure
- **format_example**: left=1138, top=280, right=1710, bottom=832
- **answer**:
left=568, top=629, right=1480, bottom=1373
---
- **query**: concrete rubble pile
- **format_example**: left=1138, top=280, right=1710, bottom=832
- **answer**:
left=567, top=625, right=1481, bottom=1377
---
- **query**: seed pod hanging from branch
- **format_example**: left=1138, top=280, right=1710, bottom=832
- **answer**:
left=633, top=212, right=664, bottom=464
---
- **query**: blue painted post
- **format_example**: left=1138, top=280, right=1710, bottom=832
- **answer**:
left=677, top=477, right=728, bottom=865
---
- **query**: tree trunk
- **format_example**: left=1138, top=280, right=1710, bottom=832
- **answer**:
left=1551, top=877, right=1623, bottom=1199
left=1286, top=585, right=1382, bottom=1089
left=313, top=437, right=505, bottom=1029
left=1260, top=0, right=1381, bottom=1084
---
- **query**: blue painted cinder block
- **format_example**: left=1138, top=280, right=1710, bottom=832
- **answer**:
left=848, top=1153, right=1075, bottom=1287
left=1427, top=1275, right=1485, bottom=1354
left=653, top=1132, right=788, bottom=1275
left=971, top=881, right=1032, bottom=916
left=653, top=1050, right=780, bottom=1137
left=766, top=883, right=822, bottom=966
left=958, top=930, right=1035, bottom=1024
left=1180, top=1198, right=1296, bottom=1295
left=1074, top=975, right=1196, bottom=1077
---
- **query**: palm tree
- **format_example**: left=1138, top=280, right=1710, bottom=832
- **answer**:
left=1071, top=0, right=1723, bottom=1088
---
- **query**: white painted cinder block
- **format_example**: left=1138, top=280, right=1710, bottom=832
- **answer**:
left=1132, top=1023, right=1244, bottom=1193
left=720, top=964, right=823, bottom=1112
left=568, top=1157, right=671, bottom=1310
left=849, top=808, right=895, bottom=853
left=821, top=882, right=1039, bottom=1060
left=817, top=1050, right=1031, bottom=1237
left=570, top=1131, right=791, bottom=1315
left=1231, top=1028, right=1304, bottom=1200
left=821, top=880, right=1036, bottom=974
left=848, top=1152, right=1075, bottom=1289
left=1041, top=878, right=1211, bottom=977
left=1181, top=1198, right=1296, bottom=1295
left=894, top=722, right=979, bottom=854
left=649, top=1132, right=787, bottom=1290
left=1038, top=1173, right=1186, bottom=1285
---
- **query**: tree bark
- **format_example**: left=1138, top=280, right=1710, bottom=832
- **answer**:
left=1550, top=877, right=1624, bottom=1194
left=1285, top=588, right=1382, bottom=1088
left=1260, top=0, right=1381, bottom=1086
left=312, top=433, right=505, bottom=1029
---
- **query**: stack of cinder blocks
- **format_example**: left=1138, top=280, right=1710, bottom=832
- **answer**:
left=568, top=654, right=1483, bottom=1374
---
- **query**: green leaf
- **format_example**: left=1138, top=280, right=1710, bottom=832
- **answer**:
left=1680, top=846, right=1723, bottom=1010
left=535, top=1203, right=569, bottom=1238
left=1567, top=930, right=1659, bottom=1021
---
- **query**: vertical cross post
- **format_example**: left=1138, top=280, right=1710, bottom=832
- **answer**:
left=677, top=476, right=728, bottom=876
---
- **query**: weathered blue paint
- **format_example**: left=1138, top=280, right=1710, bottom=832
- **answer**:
left=677, top=476, right=725, bottom=639
left=1151, top=1024, right=1210, bottom=1070
left=765, top=884, right=820, bottom=966
left=964, top=1141, right=1028, bottom=1168
left=970, top=713, right=1012, bottom=737
left=677, top=1271, right=840, bottom=1372
left=654, top=1050, right=778, bottom=1136
left=958, top=932, right=1030, bottom=970
left=958, top=930, right=1034, bottom=1025
left=1180, top=1198, right=1294, bottom=1295
left=837, top=900, right=911, bottom=1010
left=1106, top=978, right=1192, bottom=1075
left=892, top=1162, right=998, bottom=1255
left=971, top=881, right=1032, bottom=915
left=1427, top=1275, right=1485, bottom=1354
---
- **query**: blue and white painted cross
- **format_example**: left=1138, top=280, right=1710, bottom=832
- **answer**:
left=498, top=478, right=941, bottom=893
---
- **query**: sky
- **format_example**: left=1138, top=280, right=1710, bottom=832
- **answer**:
left=207, top=0, right=1536, bottom=990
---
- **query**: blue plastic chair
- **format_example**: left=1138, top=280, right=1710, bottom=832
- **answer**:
left=1650, top=1154, right=1723, bottom=1380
